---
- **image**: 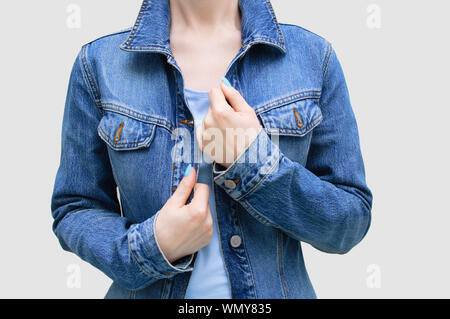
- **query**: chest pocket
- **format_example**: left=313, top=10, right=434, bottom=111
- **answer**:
left=255, top=91, right=323, bottom=137
left=97, top=109, right=157, bottom=151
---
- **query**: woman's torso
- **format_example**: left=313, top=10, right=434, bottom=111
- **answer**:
left=89, top=2, right=328, bottom=298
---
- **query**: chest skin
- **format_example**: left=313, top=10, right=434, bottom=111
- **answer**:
left=169, top=26, right=242, bottom=91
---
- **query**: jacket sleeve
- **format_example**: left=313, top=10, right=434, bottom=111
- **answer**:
left=51, top=46, right=194, bottom=291
left=213, top=45, right=373, bottom=254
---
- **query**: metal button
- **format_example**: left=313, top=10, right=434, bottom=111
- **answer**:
left=230, top=235, right=242, bottom=248
left=224, top=180, right=237, bottom=190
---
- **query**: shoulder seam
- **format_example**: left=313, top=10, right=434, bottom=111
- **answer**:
left=79, top=44, right=102, bottom=109
left=322, top=42, right=333, bottom=79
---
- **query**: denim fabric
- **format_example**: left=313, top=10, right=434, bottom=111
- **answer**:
left=51, top=0, right=372, bottom=299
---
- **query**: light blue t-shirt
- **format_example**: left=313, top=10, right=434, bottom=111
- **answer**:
left=183, top=87, right=232, bottom=299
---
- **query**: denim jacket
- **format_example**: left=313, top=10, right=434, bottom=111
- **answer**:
left=51, top=0, right=372, bottom=299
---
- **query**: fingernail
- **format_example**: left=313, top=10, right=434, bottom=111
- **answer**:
left=184, top=164, right=192, bottom=177
left=222, top=77, right=231, bottom=87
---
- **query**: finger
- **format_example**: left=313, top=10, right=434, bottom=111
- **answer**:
left=189, top=183, right=210, bottom=211
left=209, top=88, right=231, bottom=114
left=220, top=81, right=251, bottom=113
left=202, top=106, right=214, bottom=129
left=171, top=166, right=196, bottom=206
left=205, top=203, right=213, bottom=226
left=206, top=202, right=212, bottom=218
left=195, top=125, right=204, bottom=151
left=200, top=111, right=217, bottom=142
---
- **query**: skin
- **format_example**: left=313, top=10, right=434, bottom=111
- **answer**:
left=155, top=167, right=214, bottom=263
left=155, top=0, right=262, bottom=263
left=169, top=0, right=242, bottom=91
left=197, top=83, right=262, bottom=169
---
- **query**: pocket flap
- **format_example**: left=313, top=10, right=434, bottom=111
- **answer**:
left=97, top=110, right=156, bottom=151
left=257, top=96, right=323, bottom=136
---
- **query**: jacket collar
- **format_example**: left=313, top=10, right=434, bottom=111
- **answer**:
left=120, top=0, right=286, bottom=55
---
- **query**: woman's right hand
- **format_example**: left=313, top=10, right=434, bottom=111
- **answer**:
left=154, top=166, right=213, bottom=264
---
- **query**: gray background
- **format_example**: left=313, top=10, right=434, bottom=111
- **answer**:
left=0, top=0, right=448, bottom=298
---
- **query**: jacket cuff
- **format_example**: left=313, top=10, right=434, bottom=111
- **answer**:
left=128, top=210, right=194, bottom=280
left=213, top=128, right=281, bottom=200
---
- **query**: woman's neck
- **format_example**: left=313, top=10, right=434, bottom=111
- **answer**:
left=169, top=0, right=241, bottom=34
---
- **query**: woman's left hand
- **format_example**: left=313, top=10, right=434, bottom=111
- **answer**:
left=196, top=81, right=262, bottom=168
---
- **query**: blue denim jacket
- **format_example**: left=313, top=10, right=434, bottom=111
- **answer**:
left=51, top=0, right=372, bottom=299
